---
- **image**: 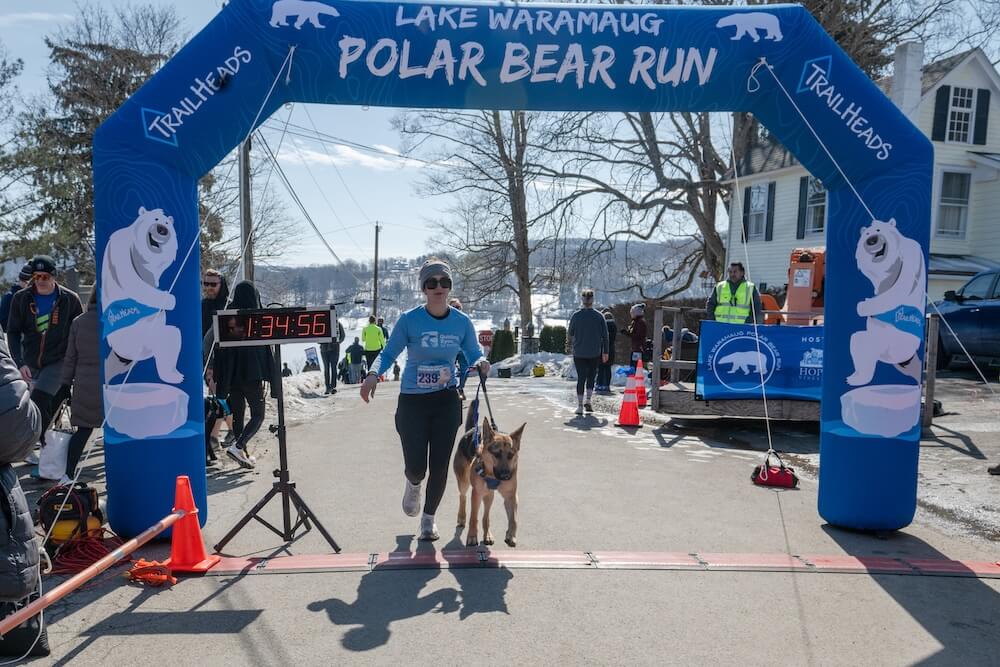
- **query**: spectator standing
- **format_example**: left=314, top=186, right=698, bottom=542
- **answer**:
left=58, top=290, right=102, bottom=483
left=200, top=269, right=230, bottom=337
left=320, top=318, right=346, bottom=394
left=596, top=309, right=616, bottom=393
left=201, top=268, right=232, bottom=447
left=0, top=263, right=31, bottom=333
left=568, top=289, right=609, bottom=415
left=7, top=256, right=83, bottom=453
left=214, top=281, right=276, bottom=469
left=377, top=316, right=389, bottom=340
left=706, top=262, right=763, bottom=324
left=281, top=363, right=293, bottom=378
left=621, top=303, right=647, bottom=370
left=346, top=336, right=366, bottom=384
left=362, top=315, right=386, bottom=373
left=0, top=329, right=43, bottom=604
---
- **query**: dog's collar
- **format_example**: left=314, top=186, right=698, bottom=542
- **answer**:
left=474, top=461, right=502, bottom=490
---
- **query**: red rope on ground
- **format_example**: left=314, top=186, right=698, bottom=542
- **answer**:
left=48, top=529, right=127, bottom=575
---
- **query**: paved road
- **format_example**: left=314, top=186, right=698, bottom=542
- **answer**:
left=27, top=378, right=1000, bottom=665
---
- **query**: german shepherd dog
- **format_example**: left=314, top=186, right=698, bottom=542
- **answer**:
left=453, top=402, right=525, bottom=547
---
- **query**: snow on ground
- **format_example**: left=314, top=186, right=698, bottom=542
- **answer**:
left=490, top=352, right=637, bottom=387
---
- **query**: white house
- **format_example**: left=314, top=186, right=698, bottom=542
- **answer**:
left=725, top=45, right=1000, bottom=301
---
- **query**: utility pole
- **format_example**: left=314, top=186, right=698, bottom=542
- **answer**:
left=239, top=137, right=254, bottom=282
left=372, top=223, right=381, bottom=317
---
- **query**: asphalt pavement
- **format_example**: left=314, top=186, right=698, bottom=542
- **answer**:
left=24, top=377, right=1000, bottom=666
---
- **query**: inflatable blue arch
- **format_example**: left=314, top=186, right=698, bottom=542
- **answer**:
left=94, top=0, right=931, bottom=537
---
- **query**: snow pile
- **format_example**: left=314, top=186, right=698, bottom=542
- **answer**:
left=490, top=352, right=641, bottom=387
left=274, top=371, right=329, bottom=422
left=491, top=352, right=574, bottom=378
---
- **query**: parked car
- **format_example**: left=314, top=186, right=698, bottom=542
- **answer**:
left=933, top=270, right=1000, bottom=370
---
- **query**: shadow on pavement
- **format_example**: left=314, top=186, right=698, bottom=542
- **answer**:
left=921, top=424, right=985, bottom=460
left=823, top=525, right=1000, bottom=665
left=307, top=535, right=459, bottom=651
left=562, top=416, right=609, bottom=430
left=443, top=528, right=513, bottom=620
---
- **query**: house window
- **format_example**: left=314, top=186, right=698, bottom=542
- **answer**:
left=947, top=87, right=975, bottom=143
left=805, top=177, right=826, bottom=235
left=937, top=171, right=971, bottom=239
left=748, top=183, right=769, bottom=239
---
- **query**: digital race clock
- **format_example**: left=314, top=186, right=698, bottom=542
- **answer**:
left=214, top=306, right=335, bottom=347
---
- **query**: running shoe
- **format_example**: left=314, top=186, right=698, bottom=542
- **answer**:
left=222, top=432, right=236, bottom=446
left=226, top=445, right=255, bottom=469
left=575, top=405, right=584, bottom=416
left=584, top=402, right=594, bottom=413
left=402, top=479, right=422, bottom=517
left=989, top=464, right=1000, bottom=475
left=418, top=513, right=439, bottom=541
left=329, top=388, right=337, bottom=395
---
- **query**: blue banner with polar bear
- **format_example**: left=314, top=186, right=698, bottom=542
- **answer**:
left=94, top=0, right=931, bottom=536
left=696, top=323, right=824, bottom=402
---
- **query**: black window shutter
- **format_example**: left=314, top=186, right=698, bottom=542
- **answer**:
left=973, top=88, right=990, bottom=145
left=932, top=85, right=950, bottom=141
left=765, top=182, right=776, bottom=241
left=796, top=177, right=808, bottom=240
left=741, top=186, right=750, bottom=241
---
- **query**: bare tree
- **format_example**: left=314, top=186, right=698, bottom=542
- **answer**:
left=396, top=110, right=570, bottom=328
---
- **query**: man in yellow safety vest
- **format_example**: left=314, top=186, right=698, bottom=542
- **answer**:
left=706, top=262, right=763, bottom=324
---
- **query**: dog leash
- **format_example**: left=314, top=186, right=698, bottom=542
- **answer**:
left=476, top=372, right=498, bottom=431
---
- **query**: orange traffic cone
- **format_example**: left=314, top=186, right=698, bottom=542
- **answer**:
left=615, top=375, right=642, bottom=428
left=634, top=366, right=648, bottom=408
left=165, top=476, right=221, bottom=574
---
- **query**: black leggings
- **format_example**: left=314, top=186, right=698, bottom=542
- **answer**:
left=31, top=389, right=56, bottom=445
left=229, top=382, right=266, bottom=450
left=323, top=345, right=339, bottom=390
left=394, top=390, right=462, bottom=516
left=66, top=427, right=93, bottom=477
left=364, top=351, right=380, bottom=374
left=573, top=356, right=600, bottom=395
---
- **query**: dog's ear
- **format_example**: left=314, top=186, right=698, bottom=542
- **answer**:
left=482, top=417, right=494, bottom=442
left=509, top=423, right=526, bottom=451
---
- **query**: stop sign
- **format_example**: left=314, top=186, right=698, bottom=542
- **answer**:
left=478, top=329, right=493, bottom=350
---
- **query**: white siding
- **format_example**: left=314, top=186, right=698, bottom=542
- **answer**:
left=728, top=52, right=1000, bottom=294
left=726, top=170, right=820, bottom=290
left=916, top=55, right=1000, bottom=257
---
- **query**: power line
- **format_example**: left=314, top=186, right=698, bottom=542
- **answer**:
left=254, top=132, right=365, bottom=286
left=302, top=105, right=375, bottom=224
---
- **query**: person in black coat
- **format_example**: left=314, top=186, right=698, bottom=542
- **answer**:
left=596, top=309, right=617, bottom=392
left=213, top=281, right=275, bottom=469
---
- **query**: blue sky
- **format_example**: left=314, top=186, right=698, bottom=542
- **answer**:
left=0, top=0, right=443, bottom=266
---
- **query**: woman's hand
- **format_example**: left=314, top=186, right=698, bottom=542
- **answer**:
left=476, top=360, right=491, bottom=378
left=360, top=373, right=378, bottom=403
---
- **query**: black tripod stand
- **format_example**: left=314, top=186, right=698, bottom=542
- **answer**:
left=214, top=345, right=340, bottom=553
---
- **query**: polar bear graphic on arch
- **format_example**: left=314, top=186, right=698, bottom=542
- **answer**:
left=716, top=13, right=783, bottom=42
left=846, top=218, right=925, bottom=387
left=270, top=0, right=340, bottom=29
left=101, top=206, right=184, bottom=385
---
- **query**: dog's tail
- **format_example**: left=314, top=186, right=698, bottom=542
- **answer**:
left=464, top=397, right=479, bottom=433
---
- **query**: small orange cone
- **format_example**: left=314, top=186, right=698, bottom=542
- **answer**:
left=165, top=476, right=221, bottom=574
left=615, top=375, right=642, bottom=428
left=634, top=366, right=648, bottom=408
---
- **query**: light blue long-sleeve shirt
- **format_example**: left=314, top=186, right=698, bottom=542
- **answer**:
left=374, top=306, right=486, bottom=394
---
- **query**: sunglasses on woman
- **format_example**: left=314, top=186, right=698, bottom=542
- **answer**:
left=423, top=277, right=452, bottom=290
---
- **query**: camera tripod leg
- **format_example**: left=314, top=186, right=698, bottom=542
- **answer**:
left=289, top=487, right=340, bottom=553
left=214, top=484, right=281, bottom=553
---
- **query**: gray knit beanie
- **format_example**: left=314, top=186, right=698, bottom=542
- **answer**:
left=419, top=259, right=452, bottom=286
